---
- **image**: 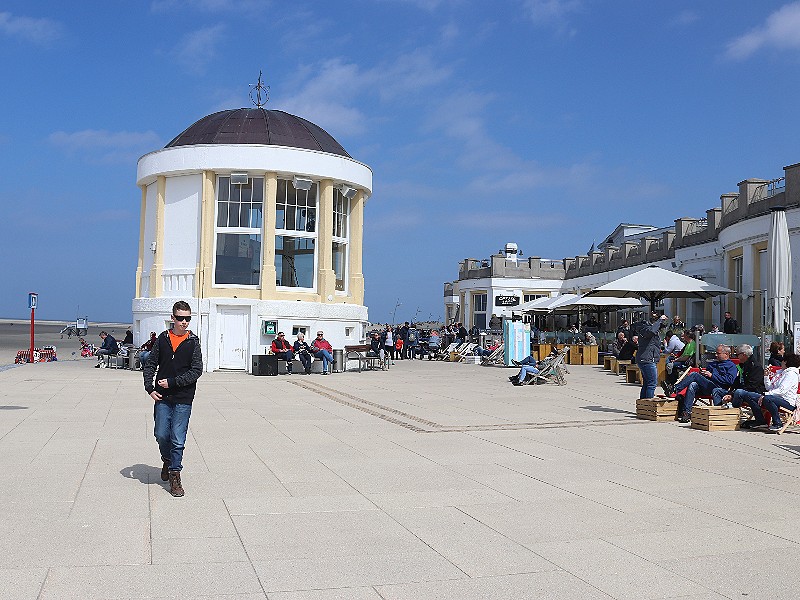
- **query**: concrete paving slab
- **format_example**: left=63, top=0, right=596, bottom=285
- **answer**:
left=3, top=358, right=800, bottom=598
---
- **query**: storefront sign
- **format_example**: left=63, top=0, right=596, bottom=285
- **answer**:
left=495, top=295, right=520, bottom=307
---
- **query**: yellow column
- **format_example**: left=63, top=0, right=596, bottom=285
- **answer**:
left=135, top=185, right=146, bottom=298
left=149, top=175, right=166, bottom=297
left=261, top=172, right=278, bottom=299
left=196, top=171, right=216, bottom=298
left=348, top=191, right=365, bottom=305
left=317, top=179, right=335, bottom=301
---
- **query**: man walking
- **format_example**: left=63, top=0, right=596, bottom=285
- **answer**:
left=143, top=301, right=203, bottom=497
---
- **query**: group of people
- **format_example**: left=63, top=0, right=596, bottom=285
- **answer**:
left=270, top=331, right=335, bottom=375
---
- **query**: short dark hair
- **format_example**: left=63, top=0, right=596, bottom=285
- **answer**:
left=784, top=353, right=800, bottom=368
left=173, top=300, right=191, bottom=314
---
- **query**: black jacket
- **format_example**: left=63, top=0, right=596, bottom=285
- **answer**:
left=618, top=341, right=638, bottom=361
left=735, top=356, right=766, bottom=393
left=636, top=319, right=663, bottom=364
left=143, top=330, right=203, bottom=404
left=723, top=317, right=739, bottom=334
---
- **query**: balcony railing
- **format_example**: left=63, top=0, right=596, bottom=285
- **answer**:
left=722, top=195, right=739, bottom=214
left=684, top=219, right=708, bottom=236
left=752, top=177, right=786, bottom=202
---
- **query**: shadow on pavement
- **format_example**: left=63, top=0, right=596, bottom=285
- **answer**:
left=120, top=464, right=161, bottom=484
left=0, top=405, right=28, bottom=410
left=579, top=405, right=636, bottom=416
left=774, top=444, right=800, bottom=458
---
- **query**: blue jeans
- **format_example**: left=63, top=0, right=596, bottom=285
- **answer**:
left=139, top=350, right=151, bottom=366
left=154, top=401, right=192, bottom=472
left=711, top=387, right=733, bottom=406
left=675, top=372, right=716, bottom=415
left=638, top=361, right=658, bottom=399
left=734, top=390, right=766, bottom=424
left=517, top=365, right=540, bottom=380
left=762, top=394, right=795, bottom=427
left=518, top=355, right=537, bottom=366
left=314, top=349, right=333, bottom=372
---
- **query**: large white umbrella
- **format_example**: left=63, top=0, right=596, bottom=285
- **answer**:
left=549, top=295, right=648, bottom=313
left=767, top=206, right=792, bottom=334
left=585, top=265, right=733, bottom=312
left=523, top=294, right=580, bottom=313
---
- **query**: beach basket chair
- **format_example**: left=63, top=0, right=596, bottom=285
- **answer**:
left=530, top=347, right=570, bottom=386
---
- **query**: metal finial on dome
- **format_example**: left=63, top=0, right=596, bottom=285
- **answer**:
left=249, top=70, right=270, bottom=108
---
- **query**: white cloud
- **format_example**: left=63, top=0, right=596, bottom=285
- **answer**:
left=171, top=25, right=225, bottom=74
left=669, top=10, right=699, bottom=27
left=725, top=2, right=800, bottom=60
left=0, top=11, right=61, bottom=45
left=275, top=52, right=452, bottom=137
left=49, top=129, right=162, bottom=163
left=522, top=0, right=584, bottom=34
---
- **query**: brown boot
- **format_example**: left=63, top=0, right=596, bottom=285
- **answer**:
left=161, top=459, right=170, bottom=482
left=168, top=471, right=184, bottom=497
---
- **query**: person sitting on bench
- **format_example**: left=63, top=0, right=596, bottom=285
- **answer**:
left=271, top=332, right=294, bottom=374
left=312, top=331, right=334, bottom=375
left=425, top=330, right=440, bottom=360
left=661, top=331, right=695, bottom=394
left=293, top=333, right=313, bottom=375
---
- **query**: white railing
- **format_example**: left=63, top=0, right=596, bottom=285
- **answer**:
left=685, top=219, right=708, bottom=236
left=162, top=269, right=195, bottom=297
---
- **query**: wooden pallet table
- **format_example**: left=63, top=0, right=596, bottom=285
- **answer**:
left=603, top=355, right=615, bottom=370
left=625, top=364, right=641, bottom=384
left=636, top=398, right=679, bottom=421
left=690, top=406, right=741, bottom=431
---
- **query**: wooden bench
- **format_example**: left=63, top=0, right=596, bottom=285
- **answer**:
left=344, top=345, right=385, bottom=372
left=603, top=355, right=615, bottom=371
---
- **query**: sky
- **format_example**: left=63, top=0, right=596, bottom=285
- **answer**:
left=1, top=1, right=800, bottom=324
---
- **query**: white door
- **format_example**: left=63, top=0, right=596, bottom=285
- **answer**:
left=218, top=309, right=248, bottom=370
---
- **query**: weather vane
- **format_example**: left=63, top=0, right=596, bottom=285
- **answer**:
left=249, top=70, right=269, bottom=108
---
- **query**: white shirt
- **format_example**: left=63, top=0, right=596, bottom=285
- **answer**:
left=766, top=366, right=800, bottom=407
left=664, top=334, right=685, bottom=354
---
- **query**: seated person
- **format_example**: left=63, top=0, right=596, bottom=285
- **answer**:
left=293, top=333, right=314, bottom=375
left=312, top=331, right=334, bottom=374
left=662, top=331, right=696, bottom=393
left=713, top=343, right=764, bottom=411
left=426, top=330, right=441, bottom=360
left=509, top=359, right=539, bottom=386
left=611, top=332, right=627, bottom=358
left=95, top=331, right=119, bottom=368
left=79, top=337, right=93, bottom=358
left=367, top=332, right=384, bottom=360
left=663, top=330, right=685, bottom=356
left=512, top=354, right=539, bottom=367
left=768, top=341, right=785, bottom=367
left=674, top=344, right=738, bottom=423
left=584, top=331, right=597, bottom=345
left=271, top=332, right=295, bottom=374
left=474, top=340, right=500, bottom=357
left=617, top=335, right=638, bottom=362
left=123, top=329, right=134, bottom=345
left=139, top=332, right=158, bottom=366
left=733, top=352, right=800, bottom=431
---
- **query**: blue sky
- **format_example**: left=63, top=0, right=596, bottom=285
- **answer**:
left=1, top=1, right=800, bottom=323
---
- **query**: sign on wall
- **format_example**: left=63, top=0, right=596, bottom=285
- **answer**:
left=495, top=295, right=520, bottom=307
left=262, top=320, right=278, bottom=335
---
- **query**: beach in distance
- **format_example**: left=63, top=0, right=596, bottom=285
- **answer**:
left=0, top=319, right=132, bottom=367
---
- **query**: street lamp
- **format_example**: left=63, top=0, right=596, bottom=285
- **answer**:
left=392, top=299, right=402, bottom=325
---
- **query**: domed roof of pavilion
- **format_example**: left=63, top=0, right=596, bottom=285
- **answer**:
left=165, top=108, right=351, bottom=158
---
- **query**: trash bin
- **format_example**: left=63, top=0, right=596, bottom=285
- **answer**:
left=332, top=349, right=344, bottom=373
left=128, top=351, right=138, bottom=370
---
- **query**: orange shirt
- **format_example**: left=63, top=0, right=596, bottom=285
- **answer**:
left=169, top=330, right=188, bottom=352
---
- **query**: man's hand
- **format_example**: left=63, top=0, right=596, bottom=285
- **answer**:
left=723, top=394, right=732, bottom=403
left=150, top=391, right=162, bottom=402
left=660, top=315, right=668, bottom=321
left=701, top=369, right=712, bottom=378
left=157, top=378, right=169, bottom=388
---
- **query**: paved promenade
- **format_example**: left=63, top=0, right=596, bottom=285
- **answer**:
left=1, top=357, right=799, bottom=599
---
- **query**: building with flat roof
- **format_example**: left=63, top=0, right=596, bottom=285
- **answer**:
left=446, top=161, right=800, bottom=334
left=133, top=105, right=372, bottom=371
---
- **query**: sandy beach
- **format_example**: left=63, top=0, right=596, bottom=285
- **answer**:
left=0, top=319, right=132, bottom=367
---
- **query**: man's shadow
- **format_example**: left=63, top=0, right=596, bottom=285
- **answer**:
left=120, top=464, right=163, bottom=484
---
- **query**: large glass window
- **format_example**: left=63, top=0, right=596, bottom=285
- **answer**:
left=332, top=189, right=349, bottom=292
left=215, top=175, right=263, bottom=286
left=277, top=178, right=317, bottom=232
left=275, top=236, right=315, bottom=288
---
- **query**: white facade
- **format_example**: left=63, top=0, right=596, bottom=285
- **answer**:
left=134, top=118, right=373, bottom=372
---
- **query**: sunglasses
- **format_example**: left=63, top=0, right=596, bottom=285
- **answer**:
left=173, top=315, right=191, bottom=322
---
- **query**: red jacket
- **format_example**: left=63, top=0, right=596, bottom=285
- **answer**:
left=272, top=338, right=292, bottom=353
left=312, top=338, right=333, bottom=352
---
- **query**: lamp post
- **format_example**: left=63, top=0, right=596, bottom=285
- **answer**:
left=391, top=299, right=402, bottom=325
